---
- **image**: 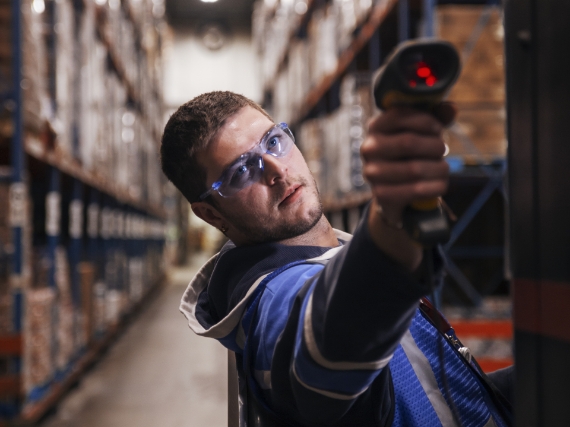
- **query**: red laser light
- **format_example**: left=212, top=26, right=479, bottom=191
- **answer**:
left=417, top=66, right=431, bottom=78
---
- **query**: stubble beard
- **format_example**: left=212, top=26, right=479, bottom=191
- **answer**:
left=220, top=176, right=323, bottom=245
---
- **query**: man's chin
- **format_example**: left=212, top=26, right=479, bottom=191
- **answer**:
left=266, top=206, right=323, bottom=243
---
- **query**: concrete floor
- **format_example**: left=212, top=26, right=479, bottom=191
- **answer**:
left=39, top=255, right=228, bottom=427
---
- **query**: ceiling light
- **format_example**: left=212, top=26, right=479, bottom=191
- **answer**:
left=201, top=0, right=218, bottom=3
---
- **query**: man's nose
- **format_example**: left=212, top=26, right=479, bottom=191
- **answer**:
left=261, top=154, right=287, bottom=185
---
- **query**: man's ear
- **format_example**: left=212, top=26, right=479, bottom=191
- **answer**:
left=191, top=201, right=226, bottom=230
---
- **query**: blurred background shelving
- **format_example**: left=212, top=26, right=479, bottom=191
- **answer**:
left=0, top=0, right=184, bottom=423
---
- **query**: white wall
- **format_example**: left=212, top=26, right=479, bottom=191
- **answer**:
left=163, top=30, right=262, bottom=108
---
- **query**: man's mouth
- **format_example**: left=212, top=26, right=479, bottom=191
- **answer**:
left=279, top=184, right=302, bottom=207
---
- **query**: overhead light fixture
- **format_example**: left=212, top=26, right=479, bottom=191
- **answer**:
left=201, top=0, right=218, bottom=3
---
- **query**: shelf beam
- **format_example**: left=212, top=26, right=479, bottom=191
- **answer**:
left=25, top=135, right=166, bottom=220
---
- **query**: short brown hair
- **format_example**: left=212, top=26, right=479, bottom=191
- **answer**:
left=160, top=91, right=272, bottom=203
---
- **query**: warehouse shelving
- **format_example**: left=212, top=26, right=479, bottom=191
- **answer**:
left=254, top=0, right=509, bottom=364
left=0, top=0, right=168, bottom=423
left=297, top=0, right=397, bottom=125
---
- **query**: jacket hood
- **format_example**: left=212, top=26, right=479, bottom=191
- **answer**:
left=179, top=229, right=352, bottom=346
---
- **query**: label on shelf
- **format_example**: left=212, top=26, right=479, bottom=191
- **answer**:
left=87, top=204, right=99, bottom=238
left=9, top=182, right=27, bottom=227
left=46, top=192, right=61, bottom=236
left=69, top=200, right=84, bottom=239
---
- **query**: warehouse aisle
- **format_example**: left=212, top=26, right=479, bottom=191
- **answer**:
left=39, top=254, right=227, bottom=427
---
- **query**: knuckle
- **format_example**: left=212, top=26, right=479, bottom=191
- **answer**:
left=361, top=136, right=382, bottom=157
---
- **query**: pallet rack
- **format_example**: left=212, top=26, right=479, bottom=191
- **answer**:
left=254, top=0, right=509, bottom=367
left=0, top=0, right=168, bottom=423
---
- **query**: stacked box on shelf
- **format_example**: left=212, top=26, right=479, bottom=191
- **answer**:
left=23, top=287, right=55, bottom=397
left=297, top=72, right=373, bottom=205
left=52, top=0, right=75, bottom=156
left=78, top=2, right=103, bottom=172
left=54, top=247, right=75, bottom=374
left=287, top=40, right=311, bottom=118
left=335, top=0, right=374, bottom=52
left=23, top=248, right=53, bottom=397
left=107, top=74, right=127, bottom=187
left=0, top=0, right=48, bottom=136
left=253, top=1, right=299, bottom=90
left=438, top=5, right=506, bottom=165
left=307, top=5, right=338, bottom=88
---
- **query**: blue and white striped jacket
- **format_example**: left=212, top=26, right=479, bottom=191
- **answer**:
left=180, top=219, right=511, bottom=427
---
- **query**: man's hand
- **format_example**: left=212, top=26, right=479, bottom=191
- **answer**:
left=361, top=104, right=456, bottom=271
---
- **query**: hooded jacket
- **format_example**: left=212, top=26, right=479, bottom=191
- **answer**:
left=180, top=212, right=511, bottom=427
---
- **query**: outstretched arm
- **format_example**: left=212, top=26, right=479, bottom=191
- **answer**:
left=270, top=106, right=455, bottom=424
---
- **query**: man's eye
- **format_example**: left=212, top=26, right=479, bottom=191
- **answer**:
left=267, top=136, right=281, bottom=152
left=235, top=165, right=248, bottom=176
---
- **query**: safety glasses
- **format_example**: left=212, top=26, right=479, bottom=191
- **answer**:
left=198, top=122, right=295, bottom=201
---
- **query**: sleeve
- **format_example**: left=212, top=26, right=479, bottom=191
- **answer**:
left=248, top=204, right=437, bottom=425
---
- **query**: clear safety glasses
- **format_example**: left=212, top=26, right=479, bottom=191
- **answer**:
left=198, top=122, right=295, bottom=201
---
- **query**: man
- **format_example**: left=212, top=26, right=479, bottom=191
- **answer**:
left=161, top=91, right=512, bottom=426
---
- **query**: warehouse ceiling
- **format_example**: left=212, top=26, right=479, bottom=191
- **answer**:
left=165, top=0, right=256, bottom=32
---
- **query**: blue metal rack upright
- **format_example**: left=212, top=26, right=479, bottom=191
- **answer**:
left=10, top=0, right=24, bottom=336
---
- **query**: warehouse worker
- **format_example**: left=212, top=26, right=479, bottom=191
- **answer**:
left=160, top=91, right=513, bottom=427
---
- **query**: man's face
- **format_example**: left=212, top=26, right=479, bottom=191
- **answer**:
left=197, top=106, right=323, bottom=245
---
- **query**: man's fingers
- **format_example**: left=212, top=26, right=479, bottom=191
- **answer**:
left=363, top=160, right=449, bottom=184
left=368, top=107, right=444, bottom=136
left=361, top=133, right=446, bottom=161
left=363, top=104, right=453, bottom=215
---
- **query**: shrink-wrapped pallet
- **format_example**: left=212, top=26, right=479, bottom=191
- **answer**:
left=23, top=287, right=55, bottom=393
left=52, top=0, right=75, bottom=156
left=55, top=247, right=74, bottom=371
left=78, top=2, right=99, bottom=171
